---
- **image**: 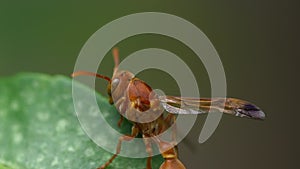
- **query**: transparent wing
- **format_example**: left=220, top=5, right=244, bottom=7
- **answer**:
left=159, top=96, right=265, bottom=120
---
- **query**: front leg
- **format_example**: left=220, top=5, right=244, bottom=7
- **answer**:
left=117, top=115, right=124, bottom=127
left=114, top=97, right=126, bottom=127
left=98, top=125, right=139, bottom=169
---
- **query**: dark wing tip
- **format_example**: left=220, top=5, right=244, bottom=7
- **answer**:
left=236, top=103, right=266, bottom=120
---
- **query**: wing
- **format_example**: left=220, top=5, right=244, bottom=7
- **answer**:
left=159, top=96, right=265, bottom=120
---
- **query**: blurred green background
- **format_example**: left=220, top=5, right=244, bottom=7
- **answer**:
left=0, top=1, right=298, bottom=169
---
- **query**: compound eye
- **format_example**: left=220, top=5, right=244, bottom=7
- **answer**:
left=111, top=78, right=120, bottom=89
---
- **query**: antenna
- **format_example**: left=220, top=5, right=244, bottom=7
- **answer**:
left=112, top=47, right=119, bottom=73
left=71, top=71, right=111, bottom=82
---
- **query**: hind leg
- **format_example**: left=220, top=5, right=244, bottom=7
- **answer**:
left=163, top=114, right=178, bottom=154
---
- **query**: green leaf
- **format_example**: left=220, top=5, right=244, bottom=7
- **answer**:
left=0, top=73, right=163, bottom=169
left=0, top=164, right=14, bottom=169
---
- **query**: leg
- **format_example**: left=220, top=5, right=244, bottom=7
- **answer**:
left=98, top=125, right=139, bottom=169
left=113, top=97, right=126, bottom=127
left=143, top=135, right=153, bottom=169
left=164, top=114, right=178, bottom=154
left=163, top=114, right=177, bottom=141
left=117, top=115, right=124, bottom=127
